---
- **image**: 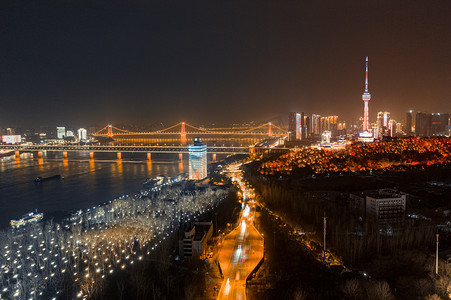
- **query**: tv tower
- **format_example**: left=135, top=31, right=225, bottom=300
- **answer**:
left=362, top=56, right=371, bottom=131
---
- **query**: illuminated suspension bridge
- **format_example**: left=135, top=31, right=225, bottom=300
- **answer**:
left=92, top=122, right=287, bottom=139
left=0, top=122, right=289, bottom=158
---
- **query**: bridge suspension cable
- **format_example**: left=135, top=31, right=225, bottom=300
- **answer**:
left=269, top=123, right=287, bottom=132
left=92, top=121, right=287, bottom=136
left=93, top=125, right=109, bottom=136
left=93, top=125, right=130, bottom=136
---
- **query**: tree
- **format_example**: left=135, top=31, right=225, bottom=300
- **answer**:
left=341, top=278, right=361, bottom=299
left=292, top=285, right=307, bottom=300
left=366, top=280, right=393, bottom=300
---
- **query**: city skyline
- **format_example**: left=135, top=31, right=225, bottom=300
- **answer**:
left=1, top=1, right=451, bottom=127
left=2, top=2, right=451, bottom=300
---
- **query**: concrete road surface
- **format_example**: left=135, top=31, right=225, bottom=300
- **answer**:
left=217, top=221, right=264, bottom=300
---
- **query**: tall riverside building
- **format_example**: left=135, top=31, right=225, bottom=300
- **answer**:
left=288, top=112, right=297, bottom=141
left=78, top=128, right=87, bottom=140
left=415, top=112, right=432, bottom=137
left=300, top=112, right=306, bottom=139
left=431, top=113, right=450, bottom=136
left=405, top=110, right=413, bottom=135
left=56, top=127, right=65, bottom=139
left=188, top=138, right=207, bottom=180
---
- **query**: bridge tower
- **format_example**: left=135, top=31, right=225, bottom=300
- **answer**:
left=181, top=122, right=187, bottom=143
left=107, top=125, right=113, bottom=137
left=268, top=122, right=272, bottom=137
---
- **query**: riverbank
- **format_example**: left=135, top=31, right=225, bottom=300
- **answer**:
left=1, top=172, right=230, bottom=299
left=0, top=150, right=14, bottom=158
left=0, top=153, right=196, bottom=229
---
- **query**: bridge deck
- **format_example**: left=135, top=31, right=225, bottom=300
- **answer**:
left=0, top=145, right=250, bottom=154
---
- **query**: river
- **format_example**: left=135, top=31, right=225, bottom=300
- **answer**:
left=0, top=151, right=225, bottom=229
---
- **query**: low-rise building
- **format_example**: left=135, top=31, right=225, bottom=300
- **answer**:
left=179, top=221, right=213, bottom=259
left=350, top=189, right=406, bottom=223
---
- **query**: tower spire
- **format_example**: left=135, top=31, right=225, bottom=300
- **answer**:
left=362, top=56, right=371, bottom=132
left=365, top=56, right=369, bottom=93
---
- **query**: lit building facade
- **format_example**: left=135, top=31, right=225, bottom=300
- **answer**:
left=311, top=114, right=321, bottom=135
left=350, top=189, right=406, bottom=223
left=395, top=122, right=403, bottom=135
left=78, top=128, right=87, bottom=141
left=321, top=131, right=331, bottom=144
left=431, top=113, right=450, bottom=136
left=288, top=112, right=308, bottom=141
left=2, top=135, right=21, bottom=144
left=295, top=113, right=307, bottom=140
left=295, top=113, right=302, bottom=139
left=188, top=138, right=207, bottom=180
left=56, top=127, right=66, bottom=139
left=288, top=112, right=297, bottom=141
left=319, top=115, right=338, bottom=137
left=415, top=112, right=431, bottom=137
left=376, top=112, right=390, bottom=138
left=415, top=112, right=450, bottom=137
left=366, top=189, right=406, bottom=223
left=289, top=112, right=341, bottom=140
left=405, top=110, right=413, bottom=135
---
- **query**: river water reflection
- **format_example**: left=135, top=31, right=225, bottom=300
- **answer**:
left=0, top=151, right=225, bottom=229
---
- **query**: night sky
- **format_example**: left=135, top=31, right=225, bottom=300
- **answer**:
left=1, top=0, right=450, bottom=127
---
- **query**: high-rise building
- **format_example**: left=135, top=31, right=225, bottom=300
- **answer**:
left=415, top=112, right=432, bottom=137
left=395, top=121, right=403, bottom=136
left=405, top=110, right=413, bottom=135
left=295, top=113, right=302, bottom=140
left=301, top=112, right=306, bottom=139
left=56, top=127, right=66, bottom=139
left=66, top=130, right=74, bottom=137
left=376, top=112, right=390, bottom=138
left=431, top=113, right=450, bottom=136
left=305, top=115, right=311, bottom=138
left=188, top=138, right=207, bottom=180
left=328, top=115, right=338, bottom=137
left=387, top=119, right=399, bottom=137
left=78, top=128, right=87, bottom=141
left=288, top=112, right=297, bottom=141
left=362, top=57, right=371, bottom=132
left=414, top=112, right=450, bottom=137
left=319, top=115, right=338, bottom=137
left=311, top=114, right=321, bottom=135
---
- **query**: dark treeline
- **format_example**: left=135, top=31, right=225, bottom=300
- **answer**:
left=243, top=162, right=450, bottom=267
left=244, top=168, right=451, bottom=298
left=257, top=181, right=439, bottom=265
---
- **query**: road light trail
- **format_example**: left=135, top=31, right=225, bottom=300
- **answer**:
left=217, top=162, right=264, bottom=300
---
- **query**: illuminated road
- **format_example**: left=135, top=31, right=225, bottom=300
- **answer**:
left=217, top=213, right=264, bottom=300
